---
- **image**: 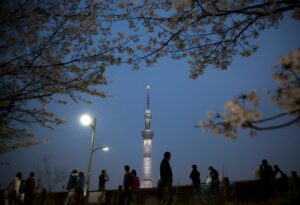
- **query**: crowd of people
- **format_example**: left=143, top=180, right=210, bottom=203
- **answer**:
left=157, top=155, right=291, bottom=205
left=157, top=151, right=221, bottom=205
left=62, top=165, right=140, bottom=205
left=2, top=153, right=292, bottom=205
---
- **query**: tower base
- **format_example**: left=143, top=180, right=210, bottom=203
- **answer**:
left=142, top=180, right=152, bottom=188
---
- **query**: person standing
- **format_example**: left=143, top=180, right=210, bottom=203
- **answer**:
left=131, top=169, right=140, bottom=204
left=208, top=166, right=220, bottom=193
left=64, top=169, right=78, bottom=205
left=190, top=164, right=201, bottom=200
left=98, top=170, right=109, bottom=205
left=160, top=152, right=173, bottom=205
left=131, top=170, right=140, bottom=191
left=99, top=170, right=110, bottom=191
left=24, top=172, right=35, bottom=205
left=76, top=172, right=85, bottom=202
left=259, top=160, right=273, bottom=182
left=7, top=172, right=22, bottom=205
left=123, top=165, right=134, bottom=205
left=259, top=159, right=274, bottom=197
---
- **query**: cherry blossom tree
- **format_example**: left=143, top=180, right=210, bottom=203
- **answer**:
left=199, top=48, right=300, bottom=139
left=0, top=0, right=138, bottom=153
left=111, top=0, right=300, bottom=78
left=109, top=0, right=299, bottom=139
left=106, top=0, right=300, bottom=139
left=1, top=0, right=300, bottom=152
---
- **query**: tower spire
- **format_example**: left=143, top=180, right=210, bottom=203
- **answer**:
left=146, top=85, right=150, bottom=109
left=141, top=85, right=153, bottom=188
left=144, top=85, right=151, bottom=130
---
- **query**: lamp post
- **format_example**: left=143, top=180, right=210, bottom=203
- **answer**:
left=80, top=114, right=109, bottom=204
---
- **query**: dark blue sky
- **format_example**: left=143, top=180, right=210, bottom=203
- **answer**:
left=1, top=16, right=300, bottom=191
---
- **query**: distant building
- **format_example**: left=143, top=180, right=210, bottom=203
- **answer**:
left=141, top=85, right=153, bottom=188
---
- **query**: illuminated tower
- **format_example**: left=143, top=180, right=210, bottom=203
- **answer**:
left=141, top=85, right=153, bottom=188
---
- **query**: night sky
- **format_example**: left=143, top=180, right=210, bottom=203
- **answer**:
left=1, top=15, right=300, bottom=191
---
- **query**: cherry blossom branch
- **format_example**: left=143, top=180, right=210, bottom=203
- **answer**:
left=248, top=115, right=300, bottom=131
left=251, top=109, right=300, bottom=124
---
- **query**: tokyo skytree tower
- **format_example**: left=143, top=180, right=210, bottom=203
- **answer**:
left=141, top=85, right=153, bottom=188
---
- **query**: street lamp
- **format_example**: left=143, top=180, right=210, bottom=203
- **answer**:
left=80, top=114, right=109, bottom=203
left=80, top=114, right=92, bottom=126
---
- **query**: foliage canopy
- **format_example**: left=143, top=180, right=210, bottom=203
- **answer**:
left=1, top=0, right=299, bottom=152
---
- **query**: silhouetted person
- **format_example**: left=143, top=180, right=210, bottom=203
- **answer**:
left=67, top=169, right=78, bottom=191
left=259, top=160, right=273, bottom=182
left=7, top=172, right=22, bottom=205
left=123, top=165, right=134, bottom=205
left=24, top=172, right=35, bottom=205
left=259, top=159, right=274, bottom=198
left=208, top=166, right=219, bottom=193
left=64, top=169, right=78, bottom=205
left=190, top=164, right=201, bottom=200
left=273, top=165, right=288, bottom=195
left=131, top=170, right=140, bottom=191
left=160, top=151, right=173, bottom=205
left=76, top=172, right=85, bottom=202
left=131, top=169, right=140, bottom=204
left=99, top=170, right=110, bottom=191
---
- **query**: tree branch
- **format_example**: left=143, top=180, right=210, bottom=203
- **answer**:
left=249, top=115, right=300, bottom=131
left=252, top=109, right=300, bottom=124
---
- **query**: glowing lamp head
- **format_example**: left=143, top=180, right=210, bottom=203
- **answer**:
left=102, top=147, right=109, bottom=151
left=80, top=114, right=92, bottom=126
left=146, top=85, right=150, bottom=90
